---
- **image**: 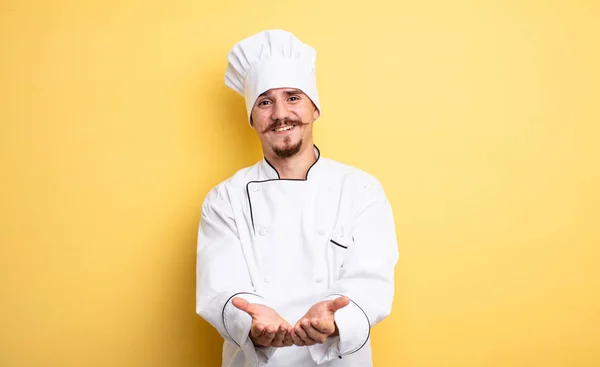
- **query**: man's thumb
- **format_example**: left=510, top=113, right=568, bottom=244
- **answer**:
left=231, top=297, right=253, bottom=315
left=330, top=296, right=351, bottom=313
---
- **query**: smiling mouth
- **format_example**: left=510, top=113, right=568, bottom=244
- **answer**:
left=273, top=125, right=295, bottom=132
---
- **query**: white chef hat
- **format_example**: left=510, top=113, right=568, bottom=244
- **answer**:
left=224, top=29, right=321, bottom=124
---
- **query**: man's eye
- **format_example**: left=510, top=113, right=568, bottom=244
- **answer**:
left=259, top=100, right=271, bottom=106
left=288, top=96, right=299, bottom=102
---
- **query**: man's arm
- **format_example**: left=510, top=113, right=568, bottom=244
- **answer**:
left=196, top=184, right=280, bottom=366
left=306, top=177, right=400, bottom=363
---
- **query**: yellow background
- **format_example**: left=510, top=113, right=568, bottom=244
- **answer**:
left=1, top=0, right=599, bottom=366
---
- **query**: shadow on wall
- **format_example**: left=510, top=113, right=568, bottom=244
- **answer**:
left=184, top=66, right=261, bottom=366
left=192, top=65, right=262, bottom=189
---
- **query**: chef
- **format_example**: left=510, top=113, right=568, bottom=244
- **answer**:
left=196, top=29, right=399, bottom=367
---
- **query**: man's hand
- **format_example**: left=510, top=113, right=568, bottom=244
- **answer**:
left=232, top=297, right=294, bottom=348
left=291, top=296, right=351, bottom=346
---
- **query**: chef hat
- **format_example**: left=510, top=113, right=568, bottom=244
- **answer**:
left=224, top=29, right=321, bottom=124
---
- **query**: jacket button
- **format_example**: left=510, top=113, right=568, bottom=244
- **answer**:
left=328, top=185, right=336, bottom=192
left=251, top=184, right=259, bottom=192
left=315, top=277, right=324, bottom=283
left=259, top=228, right=268, bottom=236
left=264, top=276, right=271, bottom=283
left=318, top=229, right=325, bottom=236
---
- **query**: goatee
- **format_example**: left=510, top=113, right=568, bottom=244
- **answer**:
left=273, top=139, right=302, bottom=159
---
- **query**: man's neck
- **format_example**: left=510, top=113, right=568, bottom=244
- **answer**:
left=265, top=144, right=317, bottom=180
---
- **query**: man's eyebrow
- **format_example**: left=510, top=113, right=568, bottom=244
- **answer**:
left=284, top=89, right=303, bottom=95
left=258, top=89, right=303, bottom=98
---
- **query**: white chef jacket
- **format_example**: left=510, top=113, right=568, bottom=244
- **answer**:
left=196, top=146, right=399, bottom=367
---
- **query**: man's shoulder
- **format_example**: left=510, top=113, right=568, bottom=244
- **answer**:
left=227, top=160, right=265, bottom=186
left=321, top=157, right=390, bottom=207
left=320, top=157, right=383, bottom=189
left=201, top=161, right=263, bottom=206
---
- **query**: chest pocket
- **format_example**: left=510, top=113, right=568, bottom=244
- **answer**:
left=328, top=227, right=357, bottom=281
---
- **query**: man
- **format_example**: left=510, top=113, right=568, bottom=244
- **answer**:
left=196, top=29, right=399, bottom=367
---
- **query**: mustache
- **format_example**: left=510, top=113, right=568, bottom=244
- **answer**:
left=262, top=118, right=308, bottom=133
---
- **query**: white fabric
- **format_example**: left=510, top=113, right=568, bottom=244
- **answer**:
left=196, top=147, right=399, bottom=366
left=224, top=29, right=321, bottom=123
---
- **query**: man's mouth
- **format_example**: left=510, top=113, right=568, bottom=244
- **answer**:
left=273, top=125, right=295, bottom=132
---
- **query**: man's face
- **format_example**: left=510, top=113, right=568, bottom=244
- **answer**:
left=250, top=88, right=320, bottom=159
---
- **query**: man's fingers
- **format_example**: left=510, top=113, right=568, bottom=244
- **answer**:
left=311, top=319, right=334, bottom=335
left=271, top=325, right=287, bottom=346
left=282, top=331, right=294, bottom=347
left=301, top=319, right=328, bottom=344
left=291, top=330, right=305, bottom=346
left=330, top=296, right=351, bottom=313
left=250, top=323, right=266, bottom=338
left=260, top=325, right=276, bottom=345
left=294, top=320, right=316, bottom=346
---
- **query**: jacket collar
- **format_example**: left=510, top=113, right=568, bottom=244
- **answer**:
left=261, top=145, right=322, bottom=180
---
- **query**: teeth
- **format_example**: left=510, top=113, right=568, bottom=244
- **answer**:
left=275, top=125, right=293, bottom=132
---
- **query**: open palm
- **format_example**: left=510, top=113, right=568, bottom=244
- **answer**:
left=232, top=297, right=294, bottom=347
left=292, top=296, right=350, bottom=346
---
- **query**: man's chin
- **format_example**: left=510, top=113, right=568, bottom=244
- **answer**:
left=272, top=140, right=302, bottom=159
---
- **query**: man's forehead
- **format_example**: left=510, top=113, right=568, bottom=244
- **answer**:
left=258, top=88, right=305, bottom=98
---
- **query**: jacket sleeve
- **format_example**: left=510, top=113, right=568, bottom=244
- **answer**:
left=196, top=184, right=276, bottom=366
left=308, top=177, right=400, bottom=364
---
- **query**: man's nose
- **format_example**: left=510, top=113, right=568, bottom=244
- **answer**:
left=271, top=101, right=290, bottom=122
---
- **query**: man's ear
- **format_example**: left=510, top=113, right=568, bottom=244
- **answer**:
left=313, top=106, right=321, bottom=121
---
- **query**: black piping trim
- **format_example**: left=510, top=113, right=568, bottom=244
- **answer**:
left=245, top=179, right=283, bottom=233
left=263, top=144, right=321, bottom=181
left=221, top=292, right=264, bottom=349
left=330, top=239, right=348, bottom=249
left=246, top=145, right=322, bottom=233
left=263, top=158, right=281, bottom=179
left=245, top=182, right=256, bottom=233
left=329, top=293, right=371, bottom=355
